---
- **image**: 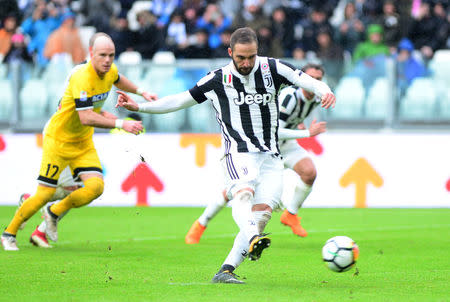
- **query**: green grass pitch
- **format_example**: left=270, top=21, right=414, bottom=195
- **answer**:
left=0, top=207, right=449, bottom=302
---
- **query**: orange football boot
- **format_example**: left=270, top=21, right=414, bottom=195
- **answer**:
left=280, top=209, right=308, bottom=237
left=185, top=220, right=206, bottom=244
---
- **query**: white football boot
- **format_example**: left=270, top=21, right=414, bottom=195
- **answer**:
left=43, top=205, right=58, bottom=242
left=1, top=233, right=19, bottom=251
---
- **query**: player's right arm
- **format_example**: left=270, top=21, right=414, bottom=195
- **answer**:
left=78, top=109, right=143, bottom=135
left=116, top=90, right=197, bottom=113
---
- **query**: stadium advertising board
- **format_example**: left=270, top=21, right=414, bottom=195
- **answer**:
left=0, top=133, right=448, bottom=208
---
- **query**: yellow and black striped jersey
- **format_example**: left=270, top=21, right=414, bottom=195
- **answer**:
left=45, top=61, right=120, bottom=142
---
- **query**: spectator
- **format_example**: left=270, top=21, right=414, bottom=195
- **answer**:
left=292, top=44, right=306, bottom=60
left=378, top=0, right=402, bottom=50
left=44, top=12, right=86, bottom=64
left=108, top=13, right=134, bottom=57
left=351, top=24, right=390, bottom=108
left=182, top=7, right=199, bottom=36
left=431, top=0, right=449, bottom=53
left=133, top=11, right=163, bottom=59
left=4, top=33, right=33, bottom=63
left=335, top=1, right=365, bottom=54
left=196, top=3, right=232, bottom=49
left=231, top=0, right=272, bottom=34
left=0, top=0, right=20, bottom=24
left=395, top=38, right=427, bottom=98
left=271, top=7, right=295, bottom=57
left=21, top=0, right=63, bottom=68
left=179, top=28, right=211, bottom=58
left=315, top=29, right=344, bottom=88
left=3, top=33, right=33, bottom=85
left=408, top=1, right=440, bottom=60
left=151, top=0, right=181, bottom=28
left=166, top=10, right=187, bottom=51
left=257, top=25, right=283, bottom=57
left=0, top=14, right=17, bottom=62
left=79, top=0, right=119, bottom=33
left=299, top=6, right=334, bottom=52
left=353, top=24, right=390, bottom=63
left=213, top=28, right=232, bottom=58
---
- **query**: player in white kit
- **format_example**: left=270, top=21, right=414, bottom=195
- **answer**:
left=185, top=63, right=328, bottom=243
left=116, top=28, right=335, bottom=284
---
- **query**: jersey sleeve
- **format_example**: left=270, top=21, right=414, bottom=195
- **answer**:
left=188, top=71, right=217, bottom=104
left=111, top=63, right=120, bottom=84
left=71, top=74, right=94, bottom=111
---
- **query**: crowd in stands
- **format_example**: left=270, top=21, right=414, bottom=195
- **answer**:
left=0, top=0, right=448, bottom=85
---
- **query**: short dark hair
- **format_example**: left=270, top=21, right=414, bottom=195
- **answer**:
left=301, top=63, right=325, bottom=76
left=230, top=27, right=258, bottom=50
left=89, top=32, right=113, bottom=48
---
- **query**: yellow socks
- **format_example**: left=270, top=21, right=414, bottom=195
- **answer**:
left=5, top=186, right=56, bottom=235
left=50, top=177, right=104, bottom=216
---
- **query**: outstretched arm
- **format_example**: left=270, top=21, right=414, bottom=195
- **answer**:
left=293, top=72, right=336, bottom=109
left=115, top=74, right=158, bottom=102
left=278, top=119, right=327, bottom=140
left=116, top=90, right=197, bottom=114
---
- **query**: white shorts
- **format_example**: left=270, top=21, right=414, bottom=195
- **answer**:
left=280, top=140, right=311, bottom=169
left=222, top=152, right=284, bottom=210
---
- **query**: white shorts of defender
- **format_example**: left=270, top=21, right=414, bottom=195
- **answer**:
left=221, top=152, right=284, bottom=210
left=279, top=140, right=311, bottom=170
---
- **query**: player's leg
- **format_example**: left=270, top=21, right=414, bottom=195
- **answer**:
left=248, top=153, right=284, bottom=260
left=1, top=136, right=63, bottom=250
left=212, top=231, right=247, bottom=284
left=185, top=190, right=229, bottom=244
left=280, top=141, right=315, bottom=237
left=30, top=167, right=81, bottom=248
left=44, top=141, right=103, bottom=242
left=211, top=153, right=263, bottom=283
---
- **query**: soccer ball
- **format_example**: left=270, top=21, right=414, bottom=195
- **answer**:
left=322, top=236, right=359, bottom=272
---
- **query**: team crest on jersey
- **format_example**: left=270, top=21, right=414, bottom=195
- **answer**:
left=263, top=75, right=273, bottom=87
left=223, top=73, right=232, bottom=84
left=80, top=91, right=88, bottom=102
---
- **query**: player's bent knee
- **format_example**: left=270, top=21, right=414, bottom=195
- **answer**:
left=234, top=189, right=254, bottom=203
left=86, top=177, right=104, bottom=198
left=253, top=210, right=272, bottom=233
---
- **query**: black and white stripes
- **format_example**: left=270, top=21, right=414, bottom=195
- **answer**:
left=189, top=56, right=303, bottom=156
left=278, top=86, right=321, bottom=130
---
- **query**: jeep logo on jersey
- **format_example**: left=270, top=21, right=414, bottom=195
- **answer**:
left=233, top=92, right=273, bottom=106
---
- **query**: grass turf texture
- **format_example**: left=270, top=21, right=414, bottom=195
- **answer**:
left=0, top=207, right=449, bottom=302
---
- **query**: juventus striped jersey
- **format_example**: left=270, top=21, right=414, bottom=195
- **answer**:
left=188, top=56, right=330, bottom=156
left=278, top=86, right=321, bottom=130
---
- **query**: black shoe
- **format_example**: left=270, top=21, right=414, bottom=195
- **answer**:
left=211, top=270, right=245, bottom=284
left=248, top=235, right=271, bottom=261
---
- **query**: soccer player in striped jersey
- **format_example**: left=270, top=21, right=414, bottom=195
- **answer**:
left=185, top=63, right=328, bottom=242
left=116, top=27, right=335, bottom=284
left=1, top=33, right=157, bottom=251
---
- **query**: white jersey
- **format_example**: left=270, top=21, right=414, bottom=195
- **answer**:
left=278, top=86, right=321, bottom=131
left=189, top=56, right=328, bottom=156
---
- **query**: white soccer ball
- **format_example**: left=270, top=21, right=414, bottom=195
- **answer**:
left=322, top=236, right=359, bottom=272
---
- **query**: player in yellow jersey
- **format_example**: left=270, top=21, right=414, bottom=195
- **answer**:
left=1, top=32, right=157, bottom=251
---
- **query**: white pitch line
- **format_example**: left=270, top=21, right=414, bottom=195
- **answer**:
left=55, top=224, right=450, bottom=246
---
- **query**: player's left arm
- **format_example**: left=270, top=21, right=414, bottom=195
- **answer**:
left=114, top=74, right=158, bottom=102
left=277, top=62, right=336, bottom=109
left=278, top=119, right=326, bottom=140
